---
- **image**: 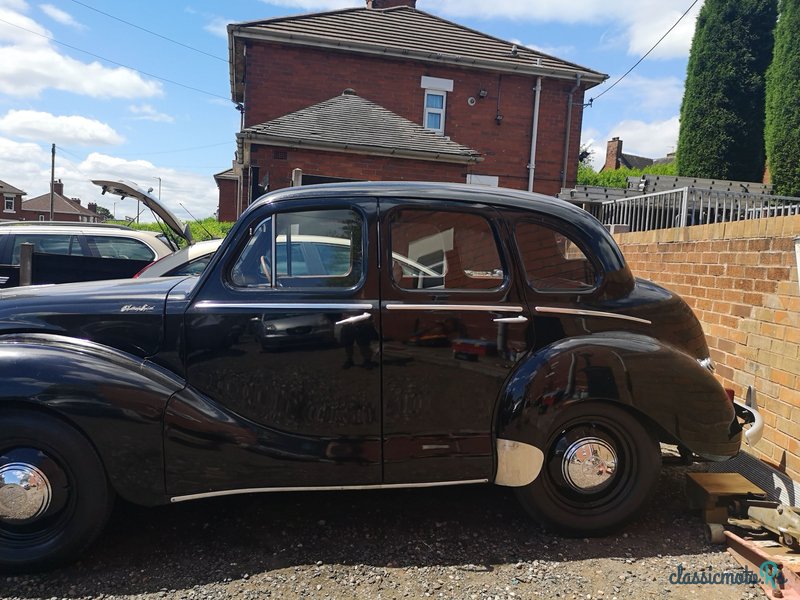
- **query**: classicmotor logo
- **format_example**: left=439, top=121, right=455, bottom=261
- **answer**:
left=668, top=561, right=785, bottom=588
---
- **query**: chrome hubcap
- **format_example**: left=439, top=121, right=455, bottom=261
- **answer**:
left=561, top=437, right=617, bottom=494
left=0, top=462, right=52, bottom=523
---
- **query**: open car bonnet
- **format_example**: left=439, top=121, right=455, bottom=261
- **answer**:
left=92, top=179, right=193, bottom=245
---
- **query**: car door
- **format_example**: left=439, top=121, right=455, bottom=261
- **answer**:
left=167, top=197, right=382, bottom=494
left=379, top=199, right=532, bottom=484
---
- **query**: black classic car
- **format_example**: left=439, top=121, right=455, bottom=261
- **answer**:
left=0, top=182, right=761, bottom=571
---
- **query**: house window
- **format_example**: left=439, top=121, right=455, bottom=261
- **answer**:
left=38, top=214, right=45, bottom=221
left=420, top=76, right=453, bottom=135
left=3, top=195, right=13, bottom=213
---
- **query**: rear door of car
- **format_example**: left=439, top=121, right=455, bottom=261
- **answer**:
left=171, top=196, right=382, bottom=491
left=379, top=198, right=532, bottom=484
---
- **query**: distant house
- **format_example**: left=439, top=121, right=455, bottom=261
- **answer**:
left=20, top=180, right=102, bottom=223
left=218, top=0, right=606, bottom=220
left=0, top=179, right=26, bottom=221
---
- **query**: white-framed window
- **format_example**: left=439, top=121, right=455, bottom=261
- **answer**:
left=3, top=195, right=14, bottom=212
left=420, top=76, right=453, bottom=135
left=38, top=214, right=45, bottom=221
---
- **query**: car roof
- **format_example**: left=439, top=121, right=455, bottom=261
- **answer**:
left=247, top=181, right=604, bottom=235
left=0, top=221, right=134, bottom=230
left=243, top=181, right=626, bottom=272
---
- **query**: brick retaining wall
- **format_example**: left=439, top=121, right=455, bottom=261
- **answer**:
left=614, top=216, right=800, bottom=480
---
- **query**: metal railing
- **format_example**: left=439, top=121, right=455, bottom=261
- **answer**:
left=599, top=187, right=800, bottom=232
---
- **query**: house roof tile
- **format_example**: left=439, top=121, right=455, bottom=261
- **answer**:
left=23, top=193, right=98, bottom=217
left=239, top=90, right=483, bottom=164
left=0, top=179, right=26, bottom=196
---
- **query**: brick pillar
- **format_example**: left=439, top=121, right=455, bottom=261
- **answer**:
left=604, top=137, right=623, bottom=171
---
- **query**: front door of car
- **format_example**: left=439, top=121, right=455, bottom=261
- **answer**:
left=169, top=198, right=382, bottom=493
left=379, top=199, right=532, bottom=484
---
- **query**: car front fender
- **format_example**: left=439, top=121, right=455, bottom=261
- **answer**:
left=494, top=331, right=740, bottom=485
left=0, top=333, right=184, bottom=506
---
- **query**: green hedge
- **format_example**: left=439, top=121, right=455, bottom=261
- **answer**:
left=109, top=217, right=234, bottom=248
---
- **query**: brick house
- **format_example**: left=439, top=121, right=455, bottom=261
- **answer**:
left=19, top=180, right=102, bottom=222
left=0, top=179, right=26, bottom=221
left=219, top=0, right=606, bottom=220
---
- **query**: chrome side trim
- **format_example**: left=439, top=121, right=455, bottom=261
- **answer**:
left=385, top=304, right=523, bottom=313
left=494, top=438, right=544, bottom=487
left=194, top=302, right=374, bottom=311
left=534, top=306, right=652, bottom=325
left=170, top=479, right=489, bottom=503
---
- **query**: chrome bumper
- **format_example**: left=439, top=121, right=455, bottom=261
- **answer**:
left=733, top=399, right=763, bottom=447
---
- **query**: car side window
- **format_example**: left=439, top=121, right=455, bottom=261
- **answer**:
left=85, top=235, right=156, bottom=261
left=11, top=234, right=88, bottom=263
left=515, top=221, right=596, bottom=292
left=230, top=208, right=363, bottom=289
left=390, top=209, right=503, bottom=290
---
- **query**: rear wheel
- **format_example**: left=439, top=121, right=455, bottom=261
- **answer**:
left=515, top=402, right=660, bottom=536
left=0, top=411, right=113, bottom=571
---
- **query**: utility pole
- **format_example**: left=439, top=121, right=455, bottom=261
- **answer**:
left=49, top=143, right=55, bottom=221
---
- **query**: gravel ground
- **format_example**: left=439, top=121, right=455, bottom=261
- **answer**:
left=2, top=465, right=767, bottom=600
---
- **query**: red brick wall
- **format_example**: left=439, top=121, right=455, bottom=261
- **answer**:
left=615, top=217, right=800, bottom=480
left=216, top=178, right=238, bottom=223
left=16, top=210, right=82, bottom=222
left=242, top=41, right=586, bottom=195
left=251, top=145, right=468, bottom=191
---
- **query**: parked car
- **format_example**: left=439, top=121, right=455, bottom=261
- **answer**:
left=0, top=221, right=175, bottom=264
left=0, top=180, right=193, bottom=288
left=0, top=181, right=761, bottom=571
left=135, top=238, right=222, bottom=278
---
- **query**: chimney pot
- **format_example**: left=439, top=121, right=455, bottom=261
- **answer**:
left=366, top=0, right=417, bottom=8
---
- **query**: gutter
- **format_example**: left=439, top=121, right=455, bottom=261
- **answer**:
left=237, top=132, right=484, bottom=165
left=561, top=74, right=582, bottom=189
left=527, top=76, right=542, bottom=192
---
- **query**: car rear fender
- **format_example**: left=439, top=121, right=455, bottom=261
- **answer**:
left=0, top=333, right=184, bottom=506
left=494, top=331, right=740, bottom=486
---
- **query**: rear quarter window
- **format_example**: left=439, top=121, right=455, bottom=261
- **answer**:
left=515, top=221, right=597, bottom=292
left=86, top=235, right=156, bottom=261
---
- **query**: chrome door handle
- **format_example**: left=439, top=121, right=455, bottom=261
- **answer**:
left=335, top=312, right=372, bottom=326
left=492, top=315, right=528, bottom=323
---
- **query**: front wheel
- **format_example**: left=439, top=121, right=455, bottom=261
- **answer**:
left=0, top=411, right=114, bottom=572
left=515, top=402, right=661, bottom=536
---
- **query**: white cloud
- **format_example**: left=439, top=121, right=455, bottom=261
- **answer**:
left=0, top=110, right=124, bottom=145
left=129, top=104, right=175, bottom=123
left=0, top=139, right=219, bottom=221
left=0, top=5, right=162, bottom=98
left=80, top=153, right=219, bottom=220
left=604, top=74, right=685, bottom=112
left=39, top=3, right=83, bottom=28
left=582, top=116, right=679, bottom=171
left=260, top=0, right=361, bottom=10
left=204, top=16, right=229, bottom=38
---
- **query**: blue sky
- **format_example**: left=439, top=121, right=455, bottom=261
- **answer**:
left=0, top=0, right=701, bottom=222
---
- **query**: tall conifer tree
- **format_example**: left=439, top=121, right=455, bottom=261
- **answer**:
left=765, top=0, right=800, bottom=196
left=677, top=0, right=777, bottom=180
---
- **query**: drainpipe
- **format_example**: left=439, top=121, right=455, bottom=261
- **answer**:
left=527, top=76, right=542, bottom=192
left=561, top=74, right=582, bottom=189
